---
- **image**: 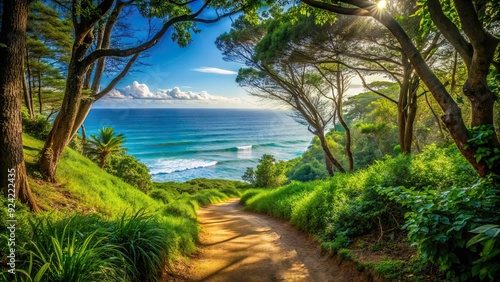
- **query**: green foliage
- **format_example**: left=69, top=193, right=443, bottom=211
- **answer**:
left=374, top=260, right=406, bottom=280
left=152, top=178, right=245, bottom=196
left=86, top=127, right=126, bottom=168
left=105, top=153, right=152, bottom=193
left=21, top=110, right=52, bottom=140
left=379, top=174, right=500, bottom=281
left=11, top=134, right=244, bottom=281
left=337, top=249, right=353, bottom=260
left=321, top=235, right=350, bottom=255
left=467, top=224, right=500, bottom=281
left=242, top=154, right=287, bottom=188
left=466, top=125, right=500, bottom=169
left=242, top=167, right=256, bottom=184
left=21, top=134, right=162, bottom=215
left=287, top=160, right=327, bottom=182
left=242, top=144, right=480, bottom=279
left=373, top=257, right=435, bottom=281
left=23, top=216, right=125, bottom=282
left=255, top=154, right=284, bottom=187
left=109, top=210, right=169, bottom=282
left=26, top=0, right=72, bottom=112
left=287, top=141, right=329, bottom=182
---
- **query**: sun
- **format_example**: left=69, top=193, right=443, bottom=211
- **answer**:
left=377, top=0, right=387, bottom=9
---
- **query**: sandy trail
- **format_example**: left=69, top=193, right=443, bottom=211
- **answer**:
left=176, top=199, right=357, bottom=282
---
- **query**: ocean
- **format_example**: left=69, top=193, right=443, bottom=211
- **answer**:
left=83, top=108, right=313, bottom=182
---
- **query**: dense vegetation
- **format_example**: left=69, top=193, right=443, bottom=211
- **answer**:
left=0, top=133, right=243, bottom=281
left=1, top=0, right=499, bottom=281
left=241, top=145, right=500, bottom=281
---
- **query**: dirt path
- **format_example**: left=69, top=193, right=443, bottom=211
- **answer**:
left=174, top=199, right=365, bottom=282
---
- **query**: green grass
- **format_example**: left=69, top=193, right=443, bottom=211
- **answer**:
left=1, top=134, right=242, bottom=281
left=24, top=134, right=161, bottom=216
left=240, top=145, right=476, bottom=280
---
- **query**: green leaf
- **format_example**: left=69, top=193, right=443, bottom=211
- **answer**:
left=482, top=239, right=495, bottom=257
left=470, top=224, right=499, bottom=234
left=34, top=263, right=51, bottom=282
left=467, top=234, right=489, bottom=247
left=485, top=227, right=500, bottom=238
left=480, top=266, right=489, bottom=280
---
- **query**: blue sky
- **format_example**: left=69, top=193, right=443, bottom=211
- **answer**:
left=96, top=9, right=263, bottom=109
left=95, top=4, right=371, bottom=109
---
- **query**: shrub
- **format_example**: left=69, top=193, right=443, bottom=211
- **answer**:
left=379, top=174, right=500, bottom=281
left=109, top=210, right=170, bottom=282
left=150, top=189, right=176, bottom=204
left=374, top=260, right=406, bottom=280
left=321, top=235, right=350, bottom=255
left=105, top=153, right=152, bottom=193
left=25, top=216, right=124, bottom=282
left=287, top=158, right=328, bottom=182
left=242, top=154, right=287, bottom=188
left=239, top=189, right=264, bottom=205
left=21, top=110, right=52, bottom=140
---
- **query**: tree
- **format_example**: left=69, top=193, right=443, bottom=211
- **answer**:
left=300, top=0, right=500, bottom=176
left=0, top=0, right=39, bottom=211
left=217, top=17, right=346, bottom=175
left=242, top=167, right=256, bottom=184
left=86, top=127, right=125, bottom=168
left=39, top=0, right=262, bottom=182
left=104, top=153, right=152, bottom=193
left=287, top=12, right=441, bottom=154
left=25, top=1, right=71, bottom=115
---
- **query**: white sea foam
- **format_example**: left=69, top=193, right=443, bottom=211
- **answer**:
left=147, top=158, right=217, bottom=175
left=236, top=145, right=252, bottom=150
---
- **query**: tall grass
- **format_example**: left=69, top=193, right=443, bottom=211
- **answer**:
left=1, top=134, right=246, bottom=281
left=241, top=144, right=476, bottom=244
left=23, top=134, right=162, bottom=215
left=109, top=210, right=170, bottom=282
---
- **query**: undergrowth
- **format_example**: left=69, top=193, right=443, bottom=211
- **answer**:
left=0, top=134, right=243, bottom=281
left=241, top=144, right=481, bottom=280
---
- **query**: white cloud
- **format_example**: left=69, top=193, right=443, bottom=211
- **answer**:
left=191, top=67, right=238, bottom=75
left=105, top=81, right=240, bottom=103
left=106, top=88, right=128, bottom=99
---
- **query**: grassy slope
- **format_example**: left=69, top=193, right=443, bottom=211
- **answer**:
left=23, top=134, right=161, bottom=216
left=240, top=146, right=477, bottom=281
left=11, top=134, right=242, bottom=280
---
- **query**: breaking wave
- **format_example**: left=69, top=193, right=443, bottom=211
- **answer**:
left=146, top=158, right=217, bottom=175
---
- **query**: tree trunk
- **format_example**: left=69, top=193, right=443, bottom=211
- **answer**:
left=317, top=133, right=346, bottom=174
left=99, top=152, right=107, bottom=168
left=398, top=55, right=411, bottom=153
left=22, top=68, right=34, bottom=119
left=403, top=76, right=419, bottom=153
left=81, top=124, right=87, bottom=141
left=37, top=71, right=42, bottom=114
left=26, top=50, right=35, bottom=116
left=0, top=0, right=39, bottom=212
left=335, top=71, right=353, bottom=171
left=324, top=153, right=334, bottom=176
left=301, top=0, right=500, bottom=176
left=70, top=98, right=94, bottom=141
left=40, top=61, right=87, bottom=182
left=374, top=9, right=494, bottom=176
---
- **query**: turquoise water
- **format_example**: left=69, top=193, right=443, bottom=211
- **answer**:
left=83, top=108, right=312, bottom=182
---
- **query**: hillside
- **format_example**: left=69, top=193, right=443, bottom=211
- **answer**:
left=22, top=134, right=161, bottom=216
left=1, top=134, right=244, bottom=281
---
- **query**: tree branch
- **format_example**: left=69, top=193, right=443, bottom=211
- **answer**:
left=426, top=0, right=473, bottom=68
left=352, top=68, right=398, bottom=104
left=301, top=0, right=371, bottom=16
left=94, top=53, right=140, bottom=100
left=80, top=0, right=241, bottom=68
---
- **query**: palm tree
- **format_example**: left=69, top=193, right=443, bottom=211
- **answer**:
left=87, top=127, right=125, bottom=168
